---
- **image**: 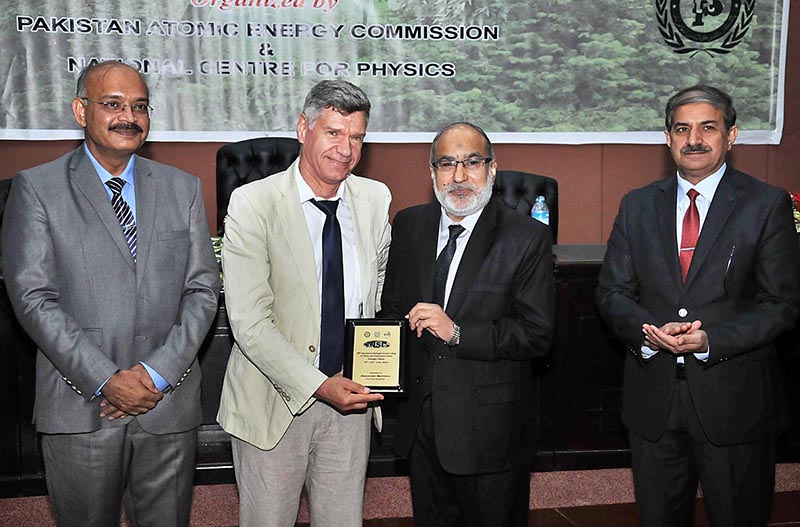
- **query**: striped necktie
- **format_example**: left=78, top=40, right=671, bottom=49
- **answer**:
left=105, top=177, right=137, bottom=262
left=679, top=189, right=699, bottom=282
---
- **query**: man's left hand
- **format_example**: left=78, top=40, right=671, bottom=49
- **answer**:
left=407, top=302, right=454, bottom=342
left=99, top=400, right=129, bottom=421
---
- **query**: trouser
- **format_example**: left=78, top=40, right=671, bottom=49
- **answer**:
left=42, top=419, right=197, bottom=527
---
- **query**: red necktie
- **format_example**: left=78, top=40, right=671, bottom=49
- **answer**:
left=679, top=189, right=700, bottom=282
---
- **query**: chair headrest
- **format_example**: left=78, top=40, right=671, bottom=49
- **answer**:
left=493, top=170, right=558, bottom=244
left=216, top=137, right=301, bottom=233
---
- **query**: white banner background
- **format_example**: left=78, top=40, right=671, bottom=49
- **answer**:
left=0, top=0, right=789, bottom=144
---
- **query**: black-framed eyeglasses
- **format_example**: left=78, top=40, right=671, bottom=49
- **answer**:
left=81, top=98, right=153, bottom=117
left=431, top=157, right=493, bottom=173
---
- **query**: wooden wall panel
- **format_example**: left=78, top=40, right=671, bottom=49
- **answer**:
left=1, top=4, right=799, bottom=244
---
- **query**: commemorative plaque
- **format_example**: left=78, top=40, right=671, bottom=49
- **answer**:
left=344, top=319, right=406, bottom=393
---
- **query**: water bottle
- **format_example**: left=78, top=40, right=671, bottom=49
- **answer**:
left=531, top=195, right=549, bottom=226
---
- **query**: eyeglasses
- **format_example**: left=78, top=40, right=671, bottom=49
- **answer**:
left=431, top=157, right=493, bottom=173
left=81, top=98, right=153, bottom=117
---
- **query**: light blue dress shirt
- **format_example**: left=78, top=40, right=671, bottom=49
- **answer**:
left=85, top=145, right=170, bottom=394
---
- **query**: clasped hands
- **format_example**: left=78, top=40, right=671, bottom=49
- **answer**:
left=642, top=320, right=708, bottom=355
left=99, top=363, right=163, bottom=421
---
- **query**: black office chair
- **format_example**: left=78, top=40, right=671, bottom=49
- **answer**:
left=216, top=137, right=301, bottom=233
left=0, top=177, right=12, bottom=221
left=493, top=170, right=559, bottom=244
left=0, top=177, right=13, bottom=274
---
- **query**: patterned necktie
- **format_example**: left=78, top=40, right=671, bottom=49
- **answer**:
left=679, top=189, right=700, bottom=282
left=105, top=177, right=137, bottom=263
left=433, top=224, right=465, bottom=308
left=311, top=199, right=344, bottom=376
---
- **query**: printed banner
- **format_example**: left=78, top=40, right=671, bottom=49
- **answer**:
left=0, top=0, right=789, bottom=143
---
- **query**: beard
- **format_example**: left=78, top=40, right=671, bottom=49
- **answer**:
left=433, top=173, right=495, bottom=218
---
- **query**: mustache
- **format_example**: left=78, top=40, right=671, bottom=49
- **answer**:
left=110, top=123, right=144, bottom=133
left=681, top=144, right=711, bottom=154
left=444, top=182, right=480, bottom=193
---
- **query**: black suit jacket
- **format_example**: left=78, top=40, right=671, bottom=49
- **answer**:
left=596, top=167, right=800, bottom=445
left=381, top=197, right=554, bottom=475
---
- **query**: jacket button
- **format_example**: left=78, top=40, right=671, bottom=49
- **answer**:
left=309, top=345, right=316, bottom=353
left=415, top=377, right=423, bottom=384
left=678, top=308, right=688, bottom=317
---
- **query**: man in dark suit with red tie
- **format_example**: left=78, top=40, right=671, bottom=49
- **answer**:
left=381, top=122, right=554, bottom=526
left=597, top=85, right=800, bottom=526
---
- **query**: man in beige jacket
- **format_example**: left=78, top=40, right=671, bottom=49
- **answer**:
left=217, top=80, right=390, bottom=527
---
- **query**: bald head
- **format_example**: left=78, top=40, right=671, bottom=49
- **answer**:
left=76, top=61, right=148, bottom=99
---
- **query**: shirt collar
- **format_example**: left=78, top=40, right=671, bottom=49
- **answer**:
left=438, top=205, right=485, bottom=235
left=295, top=168, right=348, bottom=209
left=676, top=162, right=726, bottom=202
left=83, top=143, right=136, bottom=188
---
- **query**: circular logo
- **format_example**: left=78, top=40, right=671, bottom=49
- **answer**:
left=656, top=0, right=753, bottom=55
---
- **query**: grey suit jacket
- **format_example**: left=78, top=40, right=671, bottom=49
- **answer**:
left=1, top=146, right=220, bottom=435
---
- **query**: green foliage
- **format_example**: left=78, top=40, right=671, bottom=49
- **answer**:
left=0, top=0, right=786, bottom=134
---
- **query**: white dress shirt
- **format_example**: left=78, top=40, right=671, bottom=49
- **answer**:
left=641, top=163, right=726, bottom=363
left=295, top=172, right=362, bottom=368
left=436, top=207, right=485, bottom=310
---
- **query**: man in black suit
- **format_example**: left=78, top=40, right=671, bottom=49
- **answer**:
left=380, top=122, right=554, bottom=526
left=597, top=85, right=800, bottom=526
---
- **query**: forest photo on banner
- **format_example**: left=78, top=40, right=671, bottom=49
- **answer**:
left=0, top=0, right=789, bottom=143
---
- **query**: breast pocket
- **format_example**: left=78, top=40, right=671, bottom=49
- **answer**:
left=155, top=229, right=189, bottom=272
left=158, top=229, right=189, bottom=241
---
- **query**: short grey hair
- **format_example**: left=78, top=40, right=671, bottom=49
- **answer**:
left=430, top=121, right=495, bottom=164
left=76, top=60, right=148, bottom=98
left=665, top=85, right=736, bottom=132
left=301, top=80, right=371, bottom=128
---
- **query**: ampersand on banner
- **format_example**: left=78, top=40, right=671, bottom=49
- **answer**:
left=259, top=42, right=275, bottom=57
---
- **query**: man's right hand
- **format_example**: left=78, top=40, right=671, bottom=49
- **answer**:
left=314, top=374, right=384, bottom=413
left=100, top=364, right=163, bottom=417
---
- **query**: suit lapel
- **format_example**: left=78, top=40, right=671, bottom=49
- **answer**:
left=344, top=178, right=372, bottom=316
left=274, top=166, right=320, bottom=320
left=655, top=177, right=682, bottom=288
left=446, top=199, right=499, bottom=319
left=134, top=157, right=156, bottom=289
left=418, top=204, right=441, bottom=304
left=683, top=167, right=742, bottom=288
left=69, top=147, right=136, bottom=272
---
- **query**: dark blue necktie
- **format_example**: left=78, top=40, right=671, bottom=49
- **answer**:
left=311, top=199, right=345, bottom=376
left=433, top=224, right=465, bottom=308
left=105, top=177, right=137, bottom=263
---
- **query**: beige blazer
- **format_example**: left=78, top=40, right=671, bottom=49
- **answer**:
left=217, top=160, right=392, bottom=450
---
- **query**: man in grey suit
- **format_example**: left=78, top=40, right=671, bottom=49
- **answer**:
left=1, top=61, right=220, bottom=527
left=217, top=80, right=389, bottom=526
